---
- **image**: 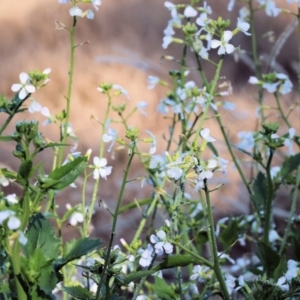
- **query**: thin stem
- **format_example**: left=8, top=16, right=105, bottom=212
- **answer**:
left=263, top=148, right=274, bottom=246
left=279, top=166, right=300, bottom=255
left=58, top=17, right=77, bottom=167
left=248, top=0, right=265, bottom=122
left=96, top=149, right=135, bottom=300
left=274, top=92, right=292, bottom=128
left=204, top=181, right=230, bottom=300
left=215, top=113, right=252, bottom=195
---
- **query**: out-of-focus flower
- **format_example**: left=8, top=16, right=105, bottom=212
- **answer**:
left=201, top=128, right=216, bottom=142
left=102, top=128, right=118, bottom=152
left=184, top=6, right=197, bottom=18
left=190, top=265, right=212, bottom=282
left=6, top=194, right=18, bottom=205
left=136, top=101, right=148, bottom=116
left=237, top=18, right=251, bottom=36
left=139, top=244, right=154, bottom=267
left=0, top=210, right=21, bottom=230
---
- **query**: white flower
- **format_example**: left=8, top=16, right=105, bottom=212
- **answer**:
left=150, top=230, right=173, bottom=255
left=284, top=128, right=295, bottom=155
left=225, top=274, right=236, bottom=295
left=87, top=10, right=94, bottom=19
left=167, top=166, right=183, bottom=180
left=0, top=210, right=21, bottom=230
left=190, top=265, right=211, bottom=282
left=285, top=259, right=300, bottom=280
left=248, top=76, right=260, bottom=84
left=222, top=101, right=236, bottom=110
left=147, top=76, right=159, bottom=89
left=58, top=0, right=70, bottom=3
left=0, top=172, right=9, bottom=187
left=228, top=0, right=235, bottom=11
left=269, top=229, right=280, bottom=242
left=149, top=155, right=165, bottom=170
left=69, top=212, right=84, bottom=226
left=6, top=194, right=18, bottom=205
left=18, top=231, right=28, bottom=245
left=270, top=166, right=281, bottom=179
left=276, top=276, right=289, bottom=292
left=139, top=244, right=154, bottom=267
left=145, top=130, right=156, bottom=155
left=112, top=84, right=130, bottom=99
left=237, top=131, right=255, bottom=151
left=28, top=100, right=50, bottom=117
left=201, top=128, right=216, bottom=142
left=237, top=18, right=251, bottom=36
left=211, top=31, right=235, bottom=55
left=69, top=6, right=83, bottom=17
left=162, top=36, right=173, bottom=49
left=258, top=0, right=281, bottom=17
left=102, top=128, right=118, bottom=152
left=184, top=6, right=197, bottom=18
left=92, top=0, right=101, bottom=11
left=137, top=101, right=148, bottom=116
left=11, top=72, right=36, bottom=100
left=93, top=157, right=112, bottom=180
left=277, top=73, right=293, bottom=95
left=218, top=252, right=235, bottom=264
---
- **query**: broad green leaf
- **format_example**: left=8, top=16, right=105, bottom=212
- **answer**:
left=153, top=277, right=176, bottom=300
left=18, top=160, right=33, bottom=180
left=38, top=268, right=58, bottom=295
left=220, top=218, right=239, bottom=250
left=40, top=156, right=87, bottom=190
left=273, top=257, right=287, bottom=281
left=257, top=241, right=280, bottom=277
left=251, top=172, right=268, bottom=212
left=54, top=238, right=103, bottom=271
left=61, top=285, right=94, bottom=300
left=23, top=213, right=59, bottom=261
left=281, top=153, right=300, bottom=178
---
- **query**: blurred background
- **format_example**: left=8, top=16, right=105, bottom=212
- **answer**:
left=0, top=0, right=298, bottom=242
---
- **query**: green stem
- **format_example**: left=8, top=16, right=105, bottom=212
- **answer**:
left=298, top=7, right=300, bottom=119
left=215, top=113, right=252, bottom=195
left=263, top=148, right=274, bottom=246
left=279, top=166, right=300, bottom=255
left=248, top=0, right=265, bottom=122
left=274, top=92, right=292, bottom=128
left=96, top=149, right=135, bottom=300
left=58, top=17, right=77, bottom=167
left=193, top=56, right=224, bottom=146
left=204, top=181, right=230, bottom=300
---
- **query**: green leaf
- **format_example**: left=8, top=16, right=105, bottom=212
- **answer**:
left=23, top=213, right=59, bottom=261
left=40, top=156, right=87, bottom=190
left=281, top=153, right=300, bottom=178
left=38, top=268, right=58, bottom=295
left=219, top=218, right=239, bottom=250
left=61, top=285, right=94, bottom=300
left=54, top=238, right=103, bottom=271
left=273, top=257, right=287, bottom=281
left=18, top=160, right=33, bottom=180
left=153, top=277, right=176, bottom=300
left=251, top=172, right=268, bottom=212
left=257, top=241, right=280, bottom=277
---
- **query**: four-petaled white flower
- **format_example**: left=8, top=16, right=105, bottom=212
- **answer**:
left=162, top=36, right=173, bottom=49
left=28, top=100, right=50, bottom=117
left=102, top=128, right=118, bottom=152
left=276, top=276, right=289, bottom=292
left=167, top=166, right=183, bottom=180
left=150, top=230, right=173, bottom=255
left=139, top=244, right=154, bottom=267
left=258, top=0, right=281, bottom=17
left=11, top=72, right=36, bottom=100
left=201, top=128, right=216, bottom=142
left=211, top=31, right=235, bottom=55
left=285, top=259, right=300, bottom=280
left=190, top=265, right=212, bottom=282
left=93, top=157, right=112, bottom=180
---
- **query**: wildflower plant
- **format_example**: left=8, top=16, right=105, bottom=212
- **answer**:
left=0, top=0, right=300, bottom=299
